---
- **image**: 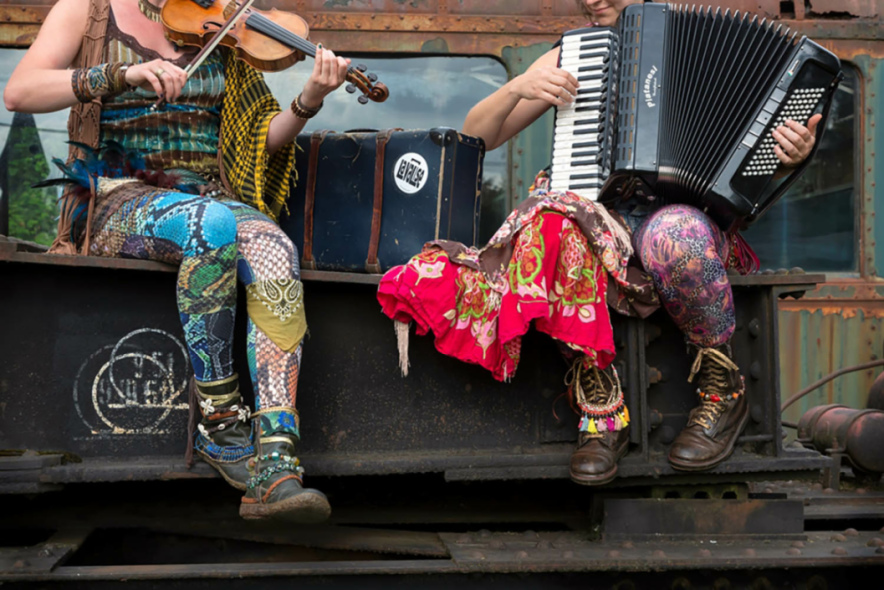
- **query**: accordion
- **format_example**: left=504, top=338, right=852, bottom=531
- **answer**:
left=550, top=3, right=843, bottom=230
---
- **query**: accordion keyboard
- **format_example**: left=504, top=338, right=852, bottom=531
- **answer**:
left=549, top=28, right=618, bottom=200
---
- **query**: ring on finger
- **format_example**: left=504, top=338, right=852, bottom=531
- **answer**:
left=155, top=68, right=166, bottom=77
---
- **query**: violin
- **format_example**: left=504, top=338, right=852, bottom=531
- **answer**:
left=159, top=0, right=389, bottom=104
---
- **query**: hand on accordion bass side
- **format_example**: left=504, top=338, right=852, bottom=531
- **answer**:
left=772, top=113, right=823, bottom=169
left=510, top=66, right=580, bottom=106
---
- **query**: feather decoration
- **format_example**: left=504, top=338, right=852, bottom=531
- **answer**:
left=30, top=140, right=197, bottom=202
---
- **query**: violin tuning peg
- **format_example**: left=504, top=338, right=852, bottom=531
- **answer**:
left=367, top=73, right=378, bottom=82
left=356, top=64, right=368, bottom=72
left=346, top=84, right=357, bottom=94
left=358, top=95, right=369, bottom=105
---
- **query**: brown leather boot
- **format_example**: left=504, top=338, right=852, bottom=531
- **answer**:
left=668, top=343, right=749, bottom=471
left=566, top=359, right=631, bottom=486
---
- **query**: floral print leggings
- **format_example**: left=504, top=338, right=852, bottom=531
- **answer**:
left=633, top=204, right=735, bottom=347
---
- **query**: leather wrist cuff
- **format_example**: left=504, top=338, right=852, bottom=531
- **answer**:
left=291, top=93, right=322, bottom=119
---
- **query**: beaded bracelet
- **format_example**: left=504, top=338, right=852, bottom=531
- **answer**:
left=290, top=93, right=322, bottom=119
left=71, top=62, right=134, bottom=103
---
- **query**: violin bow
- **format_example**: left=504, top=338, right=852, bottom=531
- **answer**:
left=152, top=0, right=255, bottom=109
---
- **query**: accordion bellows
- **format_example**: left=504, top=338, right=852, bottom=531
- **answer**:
left=552, top=3, right=842, bottom=230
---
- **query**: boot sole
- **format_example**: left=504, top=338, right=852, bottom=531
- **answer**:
left=240, top=491, right=331, bottom=523
left=569, top=439, right=629, bottom=486
left=668, top=407, right=751, bottom=472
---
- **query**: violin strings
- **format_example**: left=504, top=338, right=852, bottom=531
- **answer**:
left=245, top=12, right=361, bottom=75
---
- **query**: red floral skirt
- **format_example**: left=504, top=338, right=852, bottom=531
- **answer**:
left=378, top=211, right=615, bottom=382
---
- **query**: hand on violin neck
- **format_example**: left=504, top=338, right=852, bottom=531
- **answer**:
left=299, top=46, right=350, bottom=110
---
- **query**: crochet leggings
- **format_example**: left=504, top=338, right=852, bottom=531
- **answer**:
left=90, top=191, right=303, bottom=436
left=633, top=204, right=735, bottom=347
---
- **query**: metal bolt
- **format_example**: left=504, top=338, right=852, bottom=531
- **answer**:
left=866, top=538, right=884, bottom=547
left=832, top=547, right=848, bottom=556
left=831, top=534, right=847, bottom=542
left=748, top=318, right=761, bottom=338
left=844, top=528, right=859, bottom=537
left=791, top=541, right=805, bottom=548
left=786, top=548, right=801, bottom=556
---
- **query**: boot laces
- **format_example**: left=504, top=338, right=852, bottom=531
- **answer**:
left=688, top=347, right=740, bottom=429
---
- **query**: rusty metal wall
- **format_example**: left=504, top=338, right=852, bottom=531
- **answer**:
left=1, top=0, right=882, bottom=410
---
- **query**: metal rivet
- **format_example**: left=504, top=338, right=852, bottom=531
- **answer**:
left=563, top=551, right=575, bottom=558
left=621, top=541, right=634, bottom=549
left=515, top=551, right=529, bottom=559
left=699, top=549, right=712, bottom=557
left=608, top=550, right=621, bottom=558
left=832, top=547, right=848, bottom=556
left=469, top=551, right=485, bottom=560
left=489, top=540, right=504, bottom=550
left=791, top=541, right=805, bottom=548
left=867, top=538, right=884, bottom=547
left=786, top=548, right=801, bottom=556
left=844, top=528, right=859, bottom=537
left=831, top=534, right=847, bottom=542
left=877, top=547, right=884, bottom=555
left=742, top=549, right=756, bottom=557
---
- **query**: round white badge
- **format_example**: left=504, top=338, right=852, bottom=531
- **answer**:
left=393, top=152, right=429, bottom=194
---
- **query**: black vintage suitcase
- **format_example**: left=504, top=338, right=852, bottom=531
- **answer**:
left=280, top=127, right=485, bottom=273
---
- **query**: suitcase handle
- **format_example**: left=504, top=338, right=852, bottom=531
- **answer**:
left=301, top=129, right=332, bottom=271
left=365, top=128, right=400, bottom=274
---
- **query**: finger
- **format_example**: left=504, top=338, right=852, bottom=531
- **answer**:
left=313, top=46, right=325, bottom=76
left=548, top=73, right=579, bottom=96
left=336, top=57, right=349, bottom=84
left=784, top=119, right=813, bottom=143
left=772, top=127, right=799, bottom=157
left=541, top=90, right=563, bottom=106
left=773, top=144, right=795, bottom=166
left=322, top=49, right=337, bottom=81
left=776, top=124, right=805, bottom=149
left=545, top=82, right=573, bottom=103
left=147, top=70, right=164, bottom=98
left=806, top=113, right=823, bottom=136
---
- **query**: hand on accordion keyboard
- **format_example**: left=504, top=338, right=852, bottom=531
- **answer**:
left=772, top=113, right=822, bottom=168
left=511, top=66, right=579, bottom=106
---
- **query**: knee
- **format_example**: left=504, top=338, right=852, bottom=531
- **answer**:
left=638, top=205, right=716, bottom=265
left=240, top=224, right=301, bottom=281
left=198, top=202, right=238, bottom=251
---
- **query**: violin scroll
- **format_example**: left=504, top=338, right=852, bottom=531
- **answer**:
left=345, top=67, right=389, bottom=104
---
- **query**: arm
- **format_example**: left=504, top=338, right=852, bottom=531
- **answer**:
left=265, top=47, right=349, bottom=155
left=5, top=0, right=194, bottom=114
left=4, top=0, right=89, bottom=113
left=462, top=47, right=579, bottom=151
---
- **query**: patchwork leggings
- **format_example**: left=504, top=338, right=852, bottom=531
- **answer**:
left=90, top=190, right=304, bottom=438
left=633, top=204, right=735, bottom=347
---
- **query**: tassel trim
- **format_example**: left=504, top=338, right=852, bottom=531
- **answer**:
left=395, top=320, right=410, bottom=377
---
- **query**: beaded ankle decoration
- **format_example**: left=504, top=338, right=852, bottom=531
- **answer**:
left=246, top=459, right=304, bottom=490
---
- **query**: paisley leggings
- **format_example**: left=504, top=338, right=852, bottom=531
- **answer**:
left=90, top=190, right=304, bottom=436
left=633, top=205, right=735, bottom=347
